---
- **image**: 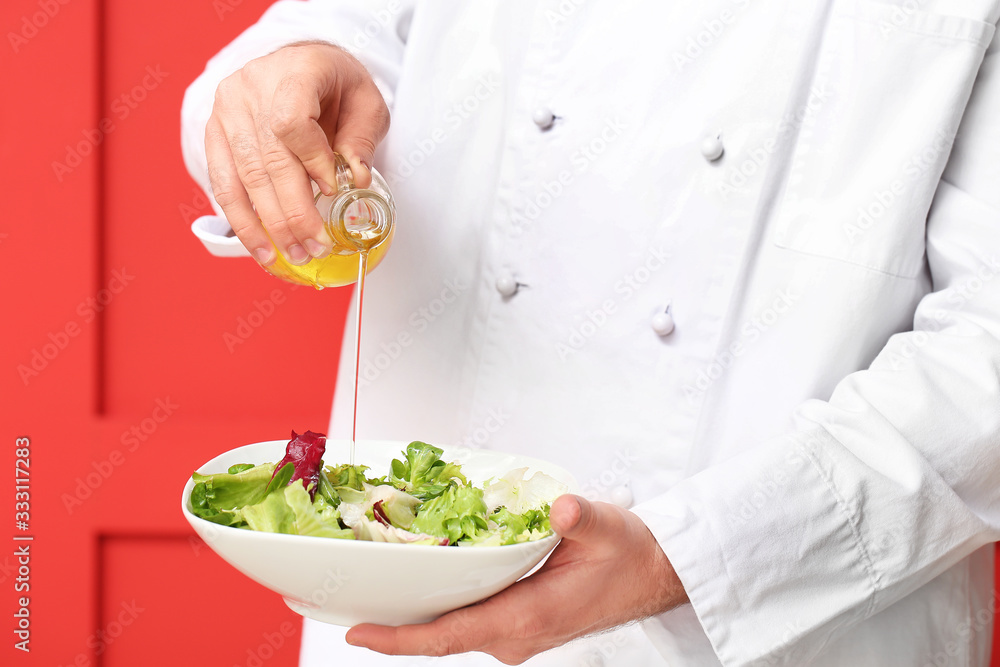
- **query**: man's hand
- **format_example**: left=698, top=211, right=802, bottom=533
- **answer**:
left=205, top=42, right=390, bottom=267
left=345, top=495, right=688, bottom=665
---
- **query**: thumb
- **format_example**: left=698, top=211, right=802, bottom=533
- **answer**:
left=549, top=494, right=602, bottom=541
left=332, top=79, right=390, bottom=190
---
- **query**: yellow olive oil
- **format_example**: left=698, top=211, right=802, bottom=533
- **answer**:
left=264, top=225, right=394, bottom=290
left=254, top=156, right=397, bottom=465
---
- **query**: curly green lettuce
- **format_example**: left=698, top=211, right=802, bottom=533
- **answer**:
left=388, top=441, right=468, bottom=500
left=189, top=437, right=565, bottom=546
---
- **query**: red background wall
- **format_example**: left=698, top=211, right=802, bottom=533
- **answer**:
left=2, top=0, right=348, bottom=664
left=0, top=0, right=996, bottom=666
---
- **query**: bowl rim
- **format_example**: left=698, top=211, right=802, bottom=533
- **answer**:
left=181, top=438, right=575, bottom=553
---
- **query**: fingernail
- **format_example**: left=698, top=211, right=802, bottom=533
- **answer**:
left=304, top=238, right=330, bottom=258
left=287, top=244, right=310, bottom=265
left=254, top=247, right=276, bottom=266
left=315, top=178, right=334, bottom=196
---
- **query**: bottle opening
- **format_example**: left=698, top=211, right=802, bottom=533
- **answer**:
left=326, top=191, right=392, bottom=252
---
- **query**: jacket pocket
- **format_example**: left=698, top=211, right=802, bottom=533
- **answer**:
left=771, top=0, right=995, bottom=278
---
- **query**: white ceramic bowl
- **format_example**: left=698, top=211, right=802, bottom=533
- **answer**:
left=181, top=439, right=577, bottom=627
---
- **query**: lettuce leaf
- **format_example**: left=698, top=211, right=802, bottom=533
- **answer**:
left=352, top=518, right=449, bottom=545
left=482, top=468, right=567, bottom=514
left=492, top=506, right=551, bottom=534
left=192, top=462, right=277, bottom=511
left=188, top=439, right=558, bottom=547
left=411, top=485, right=489, bottom=544
left=282, top=482, right=355, bottom=539
left=188, top=480, right=247, bottom=526
left=460, top=506, right=553, bottom=546
left=242, top=481, right=354, bottom=540
left=324, top=463, right=380, bottom=504
left=271, top=430, right=327, bottom=500
left=338, top=483, right=422, bottom=531
left=389, top=441, right=468, bottom=501
left=242, top=486, right=296, bottom=534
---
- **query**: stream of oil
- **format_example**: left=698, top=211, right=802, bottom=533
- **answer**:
left=349, top=250, right=368, bottom=466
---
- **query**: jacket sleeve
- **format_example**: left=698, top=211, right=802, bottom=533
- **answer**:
left=632, top=28, right=1000, bottom=667
left=180, top=0, right=411, bottom=222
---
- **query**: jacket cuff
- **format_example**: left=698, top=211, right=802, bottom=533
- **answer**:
left=190, top=215, right=252, bottom=258
left=632, top=429, right=875, bottom=667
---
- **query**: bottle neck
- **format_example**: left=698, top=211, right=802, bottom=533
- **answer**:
left=332, top=152, right=356, bottom=193
left=319, top=154, right=394, bottom=253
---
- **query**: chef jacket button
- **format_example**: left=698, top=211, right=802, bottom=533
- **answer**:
left=533, top=108, right=556, bottom=130
left=651, top=308, right=675, bottom=336
left=700, top=134, right=724, bottom=161
left=496, top=274, right=519, bottom=297
left=610, top=482, right=633, bottom=509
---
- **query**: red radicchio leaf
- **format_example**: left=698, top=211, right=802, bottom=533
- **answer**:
left=372, top=500, right=391, bottom=527
left=271, top=430, right=327, bottom=500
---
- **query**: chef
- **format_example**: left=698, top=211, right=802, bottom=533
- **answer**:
left=182, top=1, right=1000, bottom=665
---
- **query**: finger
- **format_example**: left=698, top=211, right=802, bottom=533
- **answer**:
left=205, top=116, right=276, bottom=266
left=223, top=113, right=310, bottom=265
left=549, top=495, right=601, bottom=540
left=330, top=75, right=390, bottom=189
left=347, top=597, right=524, bottom=657
left=269, top=73, right=341, bottom=197
left=257, top=109, right=331, bottom=258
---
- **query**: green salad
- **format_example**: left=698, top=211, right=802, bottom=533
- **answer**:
left=189, top=431, right=567, bottom=546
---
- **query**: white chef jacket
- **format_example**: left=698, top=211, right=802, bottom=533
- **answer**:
left=181, top=1, right=1000, bottom=665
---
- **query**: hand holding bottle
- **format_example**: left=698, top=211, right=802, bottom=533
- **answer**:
left=205, top=41, right=391, bottom=268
